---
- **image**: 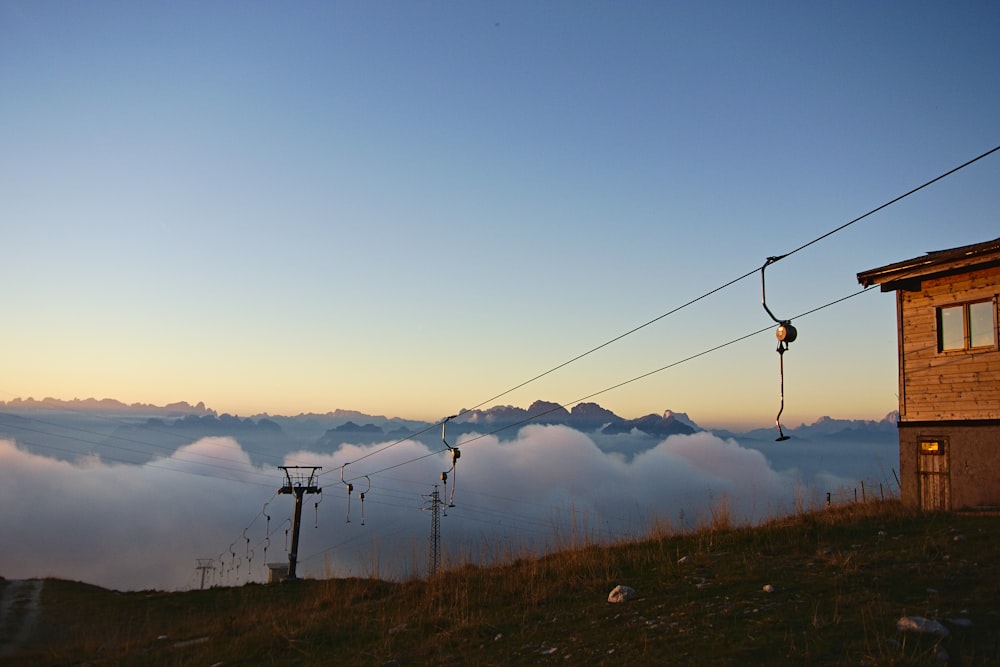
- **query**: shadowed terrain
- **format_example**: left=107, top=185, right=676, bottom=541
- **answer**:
left=3, top=500, right=998, bottom=666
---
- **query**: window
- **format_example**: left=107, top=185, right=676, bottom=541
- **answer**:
left=920, top=439, right=944, bottom=455
left=969, top=300, right=995, bottom=347
left=937, top=299, right=997, bottom=351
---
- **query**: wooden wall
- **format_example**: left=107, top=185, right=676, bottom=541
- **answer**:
left=898, top=423, right=1000, bottom=510
left=897, top=265, right=1000, bottom=422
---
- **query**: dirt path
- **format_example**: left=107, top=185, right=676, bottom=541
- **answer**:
left=0, top=579, right=44, bottom=656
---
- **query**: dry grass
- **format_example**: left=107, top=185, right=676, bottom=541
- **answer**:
left=5, top=498, right=999, bottom=666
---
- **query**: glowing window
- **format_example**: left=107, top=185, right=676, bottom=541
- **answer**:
left=920, top=440, right=943, bottom=454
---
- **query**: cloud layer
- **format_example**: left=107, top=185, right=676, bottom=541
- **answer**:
left=0, top=426, right=885, bottom=591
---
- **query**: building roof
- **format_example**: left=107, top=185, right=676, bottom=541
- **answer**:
left=857, top=236, right=1000, bottom=292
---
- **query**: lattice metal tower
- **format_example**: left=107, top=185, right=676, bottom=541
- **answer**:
left=424, top=485, right=442, bottom=577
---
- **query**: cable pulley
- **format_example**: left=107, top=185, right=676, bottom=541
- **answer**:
left=761, top=256, right=797, bottom=441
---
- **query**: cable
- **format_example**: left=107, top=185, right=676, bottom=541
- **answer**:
left=197, top=142, right=1000, bottom=583
left=231, top=143, right=1000, bottom=490
left=0, top=434, right=279, bottom=489
left=315, top=421, right=441, bottom=483
left=347, top=286, right=880, bottom=480
left=0, top=401, right=325, bottom=474
left=325, top=279, right=877, bottom=484
left=775, top=144, right=1000, bottom=262
left=7, top=144, right=995, bottom=494
left=0, top=419, right=276, bottom=484
left=0, top=404, right=313, bottom=480
left=459, top=268, right=759, bottom=414
left=458, top=144, right=1000, bottom=415
left=15, top=141, right=995, bottom=490
left=9, top=144, right=996, bottom=589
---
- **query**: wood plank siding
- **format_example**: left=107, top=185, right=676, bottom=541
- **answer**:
left=897, top=265, right=1000, bottom=422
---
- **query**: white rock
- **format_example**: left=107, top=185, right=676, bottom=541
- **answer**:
left=762, top=584, right=775, bottom=593
left=607, top=585, right=635, bottom=603
left=896, top=616, right=950, bottom=637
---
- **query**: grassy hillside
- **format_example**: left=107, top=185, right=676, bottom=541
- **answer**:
left=3, top=500, right=998, bottom=666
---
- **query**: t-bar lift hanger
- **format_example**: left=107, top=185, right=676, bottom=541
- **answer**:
left=340, top=464, right=372, bottom=524
left=439, top=414, right=460, bottom=513
left=340, top=463, right=354, bottom=523
left=356, top=475, right=371, bottom=526
left=761, top=256, right=798, bottom=442
left=313, top=486, right=323, bottom=528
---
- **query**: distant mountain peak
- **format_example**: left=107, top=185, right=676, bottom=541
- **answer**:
left=601, top=412, right=697, bottom=438
left=0, top=396, right=215, bottom=416
left=663, top=410, right=698, bottom=430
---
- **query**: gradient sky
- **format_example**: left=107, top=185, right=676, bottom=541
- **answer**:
left=2, top=1, right=998, bottom=429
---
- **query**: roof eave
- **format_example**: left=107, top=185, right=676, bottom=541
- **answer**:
left=857, top=236, right=1000, bottom=291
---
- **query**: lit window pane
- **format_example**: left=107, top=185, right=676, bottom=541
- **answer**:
left=939, top=305, right=964, bottom=350
left=920, top=440, right=942, bottom=454
left=969, top=301, right=995, bottom=348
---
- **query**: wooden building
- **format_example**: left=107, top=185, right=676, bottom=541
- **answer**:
left=857, top=236, right=1000, bottom=511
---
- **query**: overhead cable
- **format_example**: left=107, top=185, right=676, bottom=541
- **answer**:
left=460, top=144, right=1000, bottom=415
left=354, top=286, right=879, bottom=479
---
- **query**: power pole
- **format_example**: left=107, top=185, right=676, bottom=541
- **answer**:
left=195, top=558, right=215, bottom=590
left=423, top=484, right=442, bottom=577
left=277, top=466, right=322, bottom=581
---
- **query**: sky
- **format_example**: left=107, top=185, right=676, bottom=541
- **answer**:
left=2, top=1, right=999, bottom=430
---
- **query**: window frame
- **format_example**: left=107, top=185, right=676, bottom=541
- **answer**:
left=936, top=297, right=998, bottom=353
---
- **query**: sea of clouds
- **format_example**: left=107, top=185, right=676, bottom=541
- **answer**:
left=0, top=424, right=894, bottom=591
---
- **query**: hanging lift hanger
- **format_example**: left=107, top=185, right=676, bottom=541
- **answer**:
left=440, top=414, right=460, bottom=513
left=261, top=502, right=271, bottom=566
left=313, top=486, right=323, bottom=528
left=761, top=256, right=798, bottom=442
left=340, top=463, right=354, bottom=523
left=356, top=475, right=371, bottom=525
